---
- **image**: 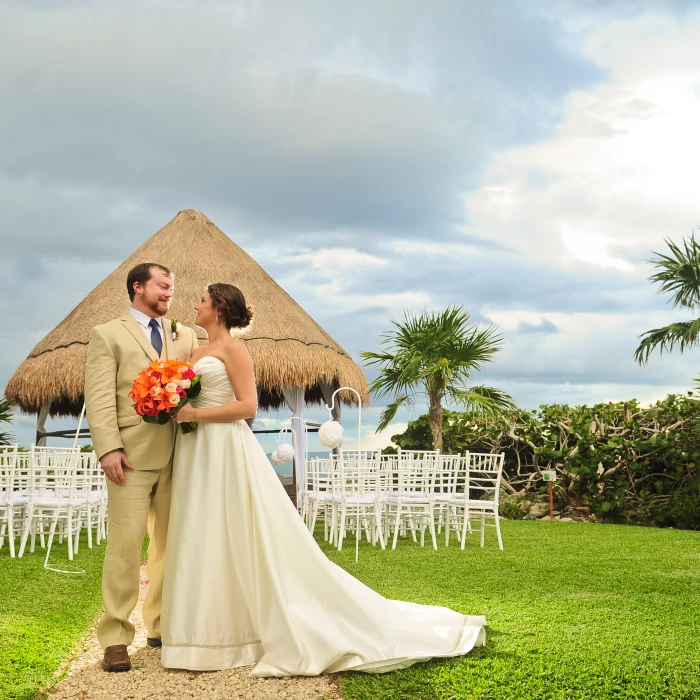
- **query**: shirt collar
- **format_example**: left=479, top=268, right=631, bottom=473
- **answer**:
left=129, top=307, right=163, bottom=329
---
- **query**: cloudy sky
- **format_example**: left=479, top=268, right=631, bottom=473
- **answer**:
left=3, top=0, right=700, bottom=453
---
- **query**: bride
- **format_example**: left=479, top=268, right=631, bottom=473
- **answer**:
left=160, top=283, right=486, bottom=677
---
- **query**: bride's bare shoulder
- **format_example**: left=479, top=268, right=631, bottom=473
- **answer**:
left=189, top=349, right=205, bottom=364
left=221, top=338, right=252, bottom=362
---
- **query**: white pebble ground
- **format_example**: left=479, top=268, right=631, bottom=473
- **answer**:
left=48, top=564, right=342, bottom=700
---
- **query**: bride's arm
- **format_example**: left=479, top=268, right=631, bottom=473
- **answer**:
left=177, top=341, right=257, bottom=423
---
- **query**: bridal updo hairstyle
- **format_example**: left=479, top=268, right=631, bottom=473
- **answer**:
left=206, top=283, right=255, bottom=331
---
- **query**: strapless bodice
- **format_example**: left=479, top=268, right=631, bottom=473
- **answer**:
left=191, top=356, right=235, bottom=408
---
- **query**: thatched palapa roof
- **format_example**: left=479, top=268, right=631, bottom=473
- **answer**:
left=6, top=209, right=369, bottom=417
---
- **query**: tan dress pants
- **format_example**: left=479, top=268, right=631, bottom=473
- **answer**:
left=96, top=461, right=172, bottom=649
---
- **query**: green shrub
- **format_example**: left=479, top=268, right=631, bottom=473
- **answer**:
left=389, top=393, right=700, bottom=529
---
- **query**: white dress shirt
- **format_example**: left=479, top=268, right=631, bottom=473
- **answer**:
left=129, top=307, right=164, bottom=347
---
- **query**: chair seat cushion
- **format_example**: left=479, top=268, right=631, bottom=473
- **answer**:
left=338, top=494, right=377, bottom=504
left=33, top=497, right=88, bottom=508
left=382, top=493, right=431, bottom=503
left=437, top=496, right=497, bottom=508
left=0, top=494, right=28, bottom=507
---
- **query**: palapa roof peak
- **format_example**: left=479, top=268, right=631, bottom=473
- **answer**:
left=6, top=209, right=368, bottom=416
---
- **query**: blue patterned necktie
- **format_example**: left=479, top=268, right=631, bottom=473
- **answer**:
left=149, top=318, right=163, bottom=356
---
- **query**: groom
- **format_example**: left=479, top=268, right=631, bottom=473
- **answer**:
left=84, top=262, right=198, bottom=672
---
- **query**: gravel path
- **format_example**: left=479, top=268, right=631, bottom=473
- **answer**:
left=49, top=564, right=342, bottom=700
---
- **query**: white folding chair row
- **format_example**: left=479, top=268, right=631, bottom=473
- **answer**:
left=1, top=446, right=109, bottom=560
left=396, top=448, right=441, bottom=460
left=301, top=450, right=506, bottom=552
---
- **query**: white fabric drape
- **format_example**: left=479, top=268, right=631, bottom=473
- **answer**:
left=282, top=386, right=306, bottom=494
left=320, top=382, right=341, bottom=422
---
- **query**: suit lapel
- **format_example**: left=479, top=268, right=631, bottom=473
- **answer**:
left=121, top=314, right=158, bottom=362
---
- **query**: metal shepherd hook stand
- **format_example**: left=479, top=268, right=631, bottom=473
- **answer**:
left=44, top=403, right=87, bottom=574
left=324, top=387, right=364, bottom=562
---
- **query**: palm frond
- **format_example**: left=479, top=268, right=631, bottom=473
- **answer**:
left=446, top=385, right=517, bottom=416
left=634, top=320, right=700, bottom=365
left=376, top=394, right=412, bottom=432
left=0, top=398, right=15, bottom=446
left=649, top=233, right=700, bottom=310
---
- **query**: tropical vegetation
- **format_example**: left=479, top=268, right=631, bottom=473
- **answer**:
left=388, top=393, right=700, bottom=529
left=0, top=397, right=15, bottom=445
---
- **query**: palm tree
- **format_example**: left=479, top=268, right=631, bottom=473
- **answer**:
left=0, top=398, right=15, bottom=446
left=361, top=307, right=516, bottom=451
left=635, top=233, right=700, bottom=365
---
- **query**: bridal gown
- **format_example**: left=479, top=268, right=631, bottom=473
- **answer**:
left=160, top=355, right=486, bottom=677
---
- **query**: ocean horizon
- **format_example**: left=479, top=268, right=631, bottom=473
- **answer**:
left=266, top=450, right=331, bottom=482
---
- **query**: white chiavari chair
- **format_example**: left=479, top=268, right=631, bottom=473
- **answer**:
left=18, top=446, right=86, bottom=561
left=81, top=451, right=107, bottom=548
left=305, top=456, right=337, bottom=542
left=0, top=445, right=25, bottom=558
left=383, top=451, right=439, bottom=550
left=333, top=454, right=386, bottom=561
left=431, top=454, right=463, bottom=539
left=442, top=451, right=505, bottom=550
left=467, top=451, right=505, bottom=549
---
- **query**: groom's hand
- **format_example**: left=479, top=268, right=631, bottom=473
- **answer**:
left=100, top=449, right=133, bottom=486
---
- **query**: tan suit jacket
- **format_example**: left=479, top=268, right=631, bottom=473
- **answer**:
left=85, top=314, right=198, bottom=470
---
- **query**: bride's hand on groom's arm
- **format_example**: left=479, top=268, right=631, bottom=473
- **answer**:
left=100, top=449, right=133, bottom=486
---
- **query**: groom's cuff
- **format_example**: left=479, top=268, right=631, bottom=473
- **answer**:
left=92, top=427, right=123, bottom=461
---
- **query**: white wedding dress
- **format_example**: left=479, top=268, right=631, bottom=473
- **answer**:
left=160, top=356, right=486, bottom=677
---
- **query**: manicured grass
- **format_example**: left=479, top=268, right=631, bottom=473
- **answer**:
left=0, top=534, right=106, bottom=700
left=3, top=521, right=699, bottom=700
left=319, top=521, right=700, bottom=700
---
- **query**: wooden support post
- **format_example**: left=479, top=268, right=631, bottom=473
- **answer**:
left=549, top=481, right=554, bottom=522
left=36, top=400, right=52, bottom=446
left=284, top=456, right=298, bottom=507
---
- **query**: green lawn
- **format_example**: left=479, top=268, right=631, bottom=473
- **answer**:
left=319, top=521, right=700, bottom=700
left=2, top=521, right=699, bottom=700
left=0, top=534, right=106, bottom=700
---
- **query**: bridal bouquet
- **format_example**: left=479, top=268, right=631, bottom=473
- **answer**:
left=129, top=359, right=202, bottom=434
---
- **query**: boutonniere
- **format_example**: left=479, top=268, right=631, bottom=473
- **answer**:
left=171, top=319, right=181, bottom=340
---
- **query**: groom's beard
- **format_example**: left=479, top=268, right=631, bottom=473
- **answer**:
left=146, top=298, right=171, bottom=317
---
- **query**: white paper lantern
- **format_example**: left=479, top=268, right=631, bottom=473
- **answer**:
left=271, top=442, right=295, bottom=465
left=318, top=420, right=344, bottom=449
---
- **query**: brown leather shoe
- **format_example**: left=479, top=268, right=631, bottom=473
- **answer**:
left=146, top=637, right=162, bottom=648
left=101, top=644, right=132, bottom=672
